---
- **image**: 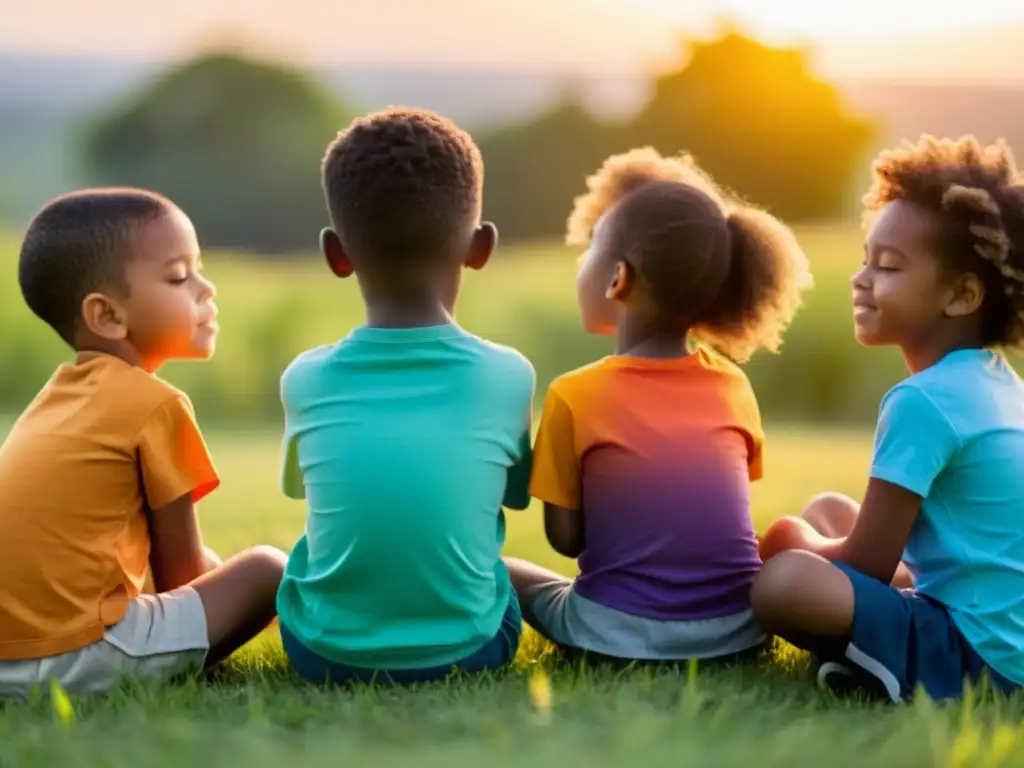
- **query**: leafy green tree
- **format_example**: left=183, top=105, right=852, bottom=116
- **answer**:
left=80, top=51, right=353, bottom=254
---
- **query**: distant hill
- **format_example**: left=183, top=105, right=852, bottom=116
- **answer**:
left=3, top=52, right=1024, bottom=227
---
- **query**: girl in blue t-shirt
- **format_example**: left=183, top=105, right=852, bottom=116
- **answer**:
left=753, top=134, right=1024, bottom=703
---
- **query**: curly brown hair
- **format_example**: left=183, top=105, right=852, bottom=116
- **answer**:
left=322, top=107, right=483, bottom=260
left=567, top=148, right=813, bottom=362
left=864, top=134, right=1024, bottom=351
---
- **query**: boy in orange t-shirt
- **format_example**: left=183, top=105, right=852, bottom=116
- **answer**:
left=0, top=188, right=286, bottom=697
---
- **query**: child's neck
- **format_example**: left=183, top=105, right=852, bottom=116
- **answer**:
left=364, top=297, right=455, bottom=330
left=75, top=338, right=161, bottom=374
left=614, top=315, right=690, bottom=359
left=900, top=326, right=984, bottom=374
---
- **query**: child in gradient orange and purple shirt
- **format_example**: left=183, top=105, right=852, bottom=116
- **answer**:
left=505, top=149, right=813, bottom=663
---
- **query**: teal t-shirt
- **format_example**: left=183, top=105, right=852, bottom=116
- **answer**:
left=870, top=349, right=1024, bottom=684
left=275, top=324, right=535, bottom=670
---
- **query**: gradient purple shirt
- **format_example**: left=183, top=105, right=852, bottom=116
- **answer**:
left=528, top=350, right=764, bottom=621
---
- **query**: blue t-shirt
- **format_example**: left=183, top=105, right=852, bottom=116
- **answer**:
left=276, top=324, right=535, bottom=670
left=870, top=348, right=1024, bottom=684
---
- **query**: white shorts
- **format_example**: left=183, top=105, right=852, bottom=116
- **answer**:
left=0, top=586, right=209, bottom=699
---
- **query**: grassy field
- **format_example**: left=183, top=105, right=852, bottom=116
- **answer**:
left=4, top=425, right=1024, bottom=768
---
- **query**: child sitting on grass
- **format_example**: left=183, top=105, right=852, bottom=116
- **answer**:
left=276, top=108, right=535, bottom=685
left=0, top=189, right=286, bottom=698
left=754, top=135, right=1024, bottom=703
left=505, top=148, right=813, bottom=663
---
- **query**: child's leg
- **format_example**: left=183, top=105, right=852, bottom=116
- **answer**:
left=189, top=545, right=287, bottom=667
left=751, top=550, right=856, bottom=640
left=759, top=494, right=915, bottom=588
left=505, top=557, right=572, bottom=645
left=143, top=546, right=225, bottom=595
left=1, top=545, right=288, bottom=696
left=759, top=493, right=859, bottom=561
left=803, top=493, right=859, bottom=538
left=750, top=550, right=1010, bottom=703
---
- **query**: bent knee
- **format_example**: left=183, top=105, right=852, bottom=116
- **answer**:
left=240, top=545, right=288, bottom=585
left=804, top=491, right=858, bottom=515
left=752, top=551, right=823, bottom=623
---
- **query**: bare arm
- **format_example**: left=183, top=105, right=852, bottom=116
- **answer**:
left=833, top=478, right=921, bottom=585
left=544, top=502, right=584, bottom=559
left=147, top=492, right=209, bottom=592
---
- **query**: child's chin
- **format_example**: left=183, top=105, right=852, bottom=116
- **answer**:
left=852, top=327, right=885, bottom=348
left=184, top=344, right=216, bottom=361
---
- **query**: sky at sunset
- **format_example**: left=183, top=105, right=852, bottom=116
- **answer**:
left=4, top=0, right=1022, bottom=81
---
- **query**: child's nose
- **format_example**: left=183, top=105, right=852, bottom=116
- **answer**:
left=851, top=266, right=870, bottom=290
left=198, top=273, right=217, bottom=300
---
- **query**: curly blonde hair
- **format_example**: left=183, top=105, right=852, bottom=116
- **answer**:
left=863, top=134, right=1024, bottom=352
left=566, top=148, right=813, bottom=362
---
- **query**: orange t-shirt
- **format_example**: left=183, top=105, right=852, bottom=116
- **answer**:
left=0, top=352, right=219, bottom=661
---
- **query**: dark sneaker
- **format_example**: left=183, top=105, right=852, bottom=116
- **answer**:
left=817, top=660, right=897, bottom=702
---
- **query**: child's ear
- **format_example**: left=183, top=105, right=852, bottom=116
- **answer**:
left=81, top=292, right=128, bottom=342
left=320, top=227, right=354, bottom=279
left=605, top=261, right=633, bottom=302
left=465, top=222, right=497, bottom=271
left=944, top=272, right=984, bottom=318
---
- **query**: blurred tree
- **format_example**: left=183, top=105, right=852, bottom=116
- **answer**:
left=479, top=29, right=876, bottom=243
left=478, top=100, right=623, bottom=243
left=628, top=30, right=876, bottom=219
left=79, top=51, right=353, bottom=254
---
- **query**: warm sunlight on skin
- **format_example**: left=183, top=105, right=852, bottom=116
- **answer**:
left=615, top=0, right=1024, bottom=41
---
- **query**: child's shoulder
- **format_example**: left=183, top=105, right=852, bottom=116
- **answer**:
left=886, top=349, right=1024, bottom=434
left=79, top=353, right=187, bottom=413
left=282, top=343, right=335, bottom=377
left=696, top=345, right=750, bottom=378
left=460, top=333, right=536, bottom=389
left=16, top=355, right=188, bottom=443
left=544, top=357, right=617, bottom=402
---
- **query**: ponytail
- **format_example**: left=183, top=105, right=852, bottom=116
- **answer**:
left=693, top=207, right=813, bottom=363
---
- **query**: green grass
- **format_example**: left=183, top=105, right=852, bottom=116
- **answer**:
left=5, top=425, right=1024, bottom=767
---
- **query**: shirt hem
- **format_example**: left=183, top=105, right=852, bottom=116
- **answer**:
left=278, top=607, right=509, bottom=672
left=572, top=583, right=754, bottom=623
left=0, top=624, right=108, bottom=662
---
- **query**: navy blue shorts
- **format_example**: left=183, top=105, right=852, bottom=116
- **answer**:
left=817, top=563, right=1018, bottom=702
left=280, top=594, right=522, bottom=686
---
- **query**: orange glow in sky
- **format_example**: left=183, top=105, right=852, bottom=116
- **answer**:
left=610, top=0, right=1024, bottom=41
left=2, top=0, right=1022, bottom=82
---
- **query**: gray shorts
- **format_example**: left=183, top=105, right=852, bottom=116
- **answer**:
left=521, top=576, right=766, bottom=660
left=0, top=586, right=209, bottom=699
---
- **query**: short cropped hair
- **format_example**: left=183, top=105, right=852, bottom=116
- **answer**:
left=18, top=188, right=173, bottom=346
left=864, top=134, right=1024, bottom=351
left=321, top=107, right=483, bottom=261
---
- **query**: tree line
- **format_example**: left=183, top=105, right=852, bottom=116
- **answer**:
left=81, top=32, right=876, bottom=255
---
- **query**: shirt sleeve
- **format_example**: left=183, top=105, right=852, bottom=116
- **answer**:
left=279, top=373, right=305, bottom=500
left=528, top=385, right=581, bottom=510
left=503, top=424, right=533, bottom=510
left=870, top=384, right=962, bottom=498
left=731, top=373, right=765, bottom=481
left=743, top=388, right=765, bottom=482
left=501, top=358, right=536, bottom=511
left=137, top=396, right=219, bottom=510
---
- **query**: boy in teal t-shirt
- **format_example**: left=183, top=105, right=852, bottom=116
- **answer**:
left=276, top=108, right=534, bottom=684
